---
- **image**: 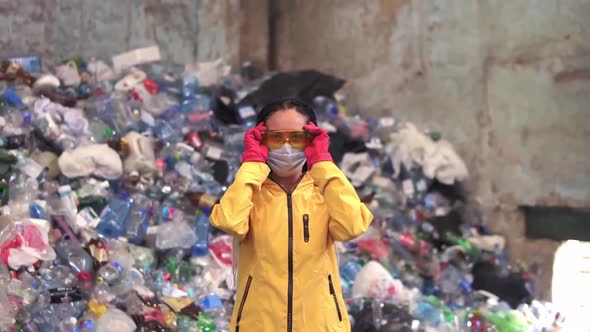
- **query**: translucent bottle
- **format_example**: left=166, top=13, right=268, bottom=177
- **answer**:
left=124, top=193, right=152, bottom=244
left=96, top=193, right=133, bottom=238
left=97, top=262, right=123, bottom=285
left=54, top=236, right=94, bottom=281
left=0, top=262, right=16, bottom=330
left=339, top=259, right=362, bottom=294
left=86, top=116, right=114, bottom=144
left=8, top=172, right=35, bottom=219
left=192, top=208, right=211, bottom=258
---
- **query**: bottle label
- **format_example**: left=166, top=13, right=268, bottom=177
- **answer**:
left=49, top=287, right=82, bottom=304
left=402, top=179, right=415, bottom=196
left=77, top=208, right=100, bottom=228
left=187, top=132, right=203, bottom=149
left=238, top=106, right=255, bottom=119
left=7, top=55, right=42, bottom=73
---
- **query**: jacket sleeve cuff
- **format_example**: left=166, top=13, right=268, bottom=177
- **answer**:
left=237, top=162, right=271, bottom=185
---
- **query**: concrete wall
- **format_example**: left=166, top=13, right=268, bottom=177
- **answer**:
left=273, top=0, right=590, bottom=300
left=0, top=0, right=242, bottom=67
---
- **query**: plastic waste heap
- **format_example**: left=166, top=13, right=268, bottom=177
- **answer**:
left=0, top=47, right=581, bottom=332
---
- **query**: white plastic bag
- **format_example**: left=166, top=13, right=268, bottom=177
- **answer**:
left=386, top=122, right=468, bottom=185
left=1, top=218, right=56, bottom=269
left=58, top=144, right=123, bottom=180
left=352, top=261, right=407, bottom=304
left=55, top=61, right=80, bottom=86
left=96, top=308, right=136, bottom=332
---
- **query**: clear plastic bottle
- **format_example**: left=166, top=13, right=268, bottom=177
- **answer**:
left=0, top=262, right=16, bottom=330
left=8, top=172, right=35, bottom=219
left=96, top=193, right=133, bottom=238
left=154, top=118, right=182, bottom=143
left=124, top=193, right=152, bottom=244
left=58, top=185, right=79, bottom=232
left=97, top=262, right=123, bottom=285
left=54, top=236, right=94, bottom=281
left=179, top=75, right=198, bottom=102
left=85, top=116, right=114, bottom=144
left=95, top=92, right=135, bottom=135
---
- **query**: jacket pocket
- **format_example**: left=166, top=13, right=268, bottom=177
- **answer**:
left=236, top=275, right=253, bottom=332
left=328, top=274, right=343, bottom=322
left=303, top=214, right=310, bottom=242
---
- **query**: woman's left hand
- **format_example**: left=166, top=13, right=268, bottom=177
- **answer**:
left=303, top=122, right=333, bottom=169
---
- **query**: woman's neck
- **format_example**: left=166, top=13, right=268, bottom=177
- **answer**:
left=272, top=171, right=303, bottom=193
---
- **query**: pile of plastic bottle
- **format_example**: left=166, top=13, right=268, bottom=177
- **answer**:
left=0, top=46, right=584, bottom=331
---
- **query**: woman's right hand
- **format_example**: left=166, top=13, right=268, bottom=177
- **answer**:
left=241, top=122, right=269, bottom=163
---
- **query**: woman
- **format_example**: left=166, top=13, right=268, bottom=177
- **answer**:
left=210, top=98, right=373, bottom=331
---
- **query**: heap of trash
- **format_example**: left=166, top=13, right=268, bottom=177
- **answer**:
left=0, top=46, right=583, bottom=331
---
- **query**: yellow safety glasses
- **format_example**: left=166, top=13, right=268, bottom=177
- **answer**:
left=261, top=130, right=312, bottom=150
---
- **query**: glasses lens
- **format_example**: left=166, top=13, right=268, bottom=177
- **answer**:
left=287, top=131, right=306, bottom=148
left=265, top=132, right=286, bottom=150
left=263, top=130, right=308, bottom=150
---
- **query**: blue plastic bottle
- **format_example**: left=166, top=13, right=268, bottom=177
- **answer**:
left=192, top=208, right=211, bottom=257
left=339, top=259, right=362, bottom=288
left=96, top=193, right=133, bottom=238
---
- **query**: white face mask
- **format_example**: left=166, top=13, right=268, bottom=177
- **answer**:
left=267, top=144, right=306, bottom=177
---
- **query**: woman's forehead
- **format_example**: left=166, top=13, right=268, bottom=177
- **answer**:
left=265, top=109, right=307, bottom=130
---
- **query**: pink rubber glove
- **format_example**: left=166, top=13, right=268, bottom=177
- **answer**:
left=241, top=122, right=269, bottom=163
left=303, top=122, right=333, bottom=169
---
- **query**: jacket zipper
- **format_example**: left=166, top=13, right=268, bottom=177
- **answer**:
left=328, top=274, right=343, bottom=322
left=236, top=275, right=253, bottom=332
left=287, top=193, right=294, bottom=331
left=303, top=214, right=310, bottom=242
left=269, top=174, right=305, bottom=332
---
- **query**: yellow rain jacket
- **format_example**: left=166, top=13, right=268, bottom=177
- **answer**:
left=211, top=161, right=373, bottom=332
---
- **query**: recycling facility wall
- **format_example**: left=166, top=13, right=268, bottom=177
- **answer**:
left=272, top=0, right=590, bottom=301
left=0, top=0, right=243, bottom=68
left=1, top=0, right=589, bottom=300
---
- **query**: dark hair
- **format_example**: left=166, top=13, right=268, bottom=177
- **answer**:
left=255, top=98, right=317, bottom=126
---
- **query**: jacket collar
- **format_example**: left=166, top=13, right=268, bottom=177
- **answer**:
left=263, top=171, right=315, bottom=195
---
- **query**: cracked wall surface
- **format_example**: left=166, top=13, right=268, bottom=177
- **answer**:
left=273, top=0, right=590, bottom=300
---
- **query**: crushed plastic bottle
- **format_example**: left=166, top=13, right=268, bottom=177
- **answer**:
left=96, top=193, right=133, bottom=238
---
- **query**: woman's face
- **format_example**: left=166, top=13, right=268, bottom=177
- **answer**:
left=265, top=108, right=308, bottom=131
